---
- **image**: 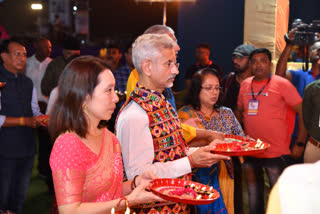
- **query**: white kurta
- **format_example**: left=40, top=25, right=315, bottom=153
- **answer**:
left=26, top=55, right=52, bottom=103
left=278, top=161, right=320, bottom=214
left=116, top=100, right=197, bottom=180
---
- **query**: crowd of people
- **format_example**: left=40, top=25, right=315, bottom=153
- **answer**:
left=0, top=24, right=319, bottom=214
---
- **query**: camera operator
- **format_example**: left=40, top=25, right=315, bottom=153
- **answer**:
left=277, top=27, right=320, bottom=85
left=276, top=27, right=320, bottom=164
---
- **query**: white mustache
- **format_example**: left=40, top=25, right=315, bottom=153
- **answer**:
left=168, top=75, right=176, bottom=80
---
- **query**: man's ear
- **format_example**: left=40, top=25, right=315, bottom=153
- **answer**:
left=317, top=58, right=320, bottom=65
left=0, top=52, right=8, bottom=63
left=141, top=60, right=152, bottom=77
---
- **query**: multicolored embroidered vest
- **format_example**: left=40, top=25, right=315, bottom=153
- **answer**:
left=117, top=85, right=191, bottom=214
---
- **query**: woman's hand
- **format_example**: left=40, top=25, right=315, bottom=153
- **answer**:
left=127, top=179, right=165, bottom=206
left=135, top=171, right=157, bottom=187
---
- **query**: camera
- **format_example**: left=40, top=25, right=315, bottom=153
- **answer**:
left=293, top=20, right=320, bottom=46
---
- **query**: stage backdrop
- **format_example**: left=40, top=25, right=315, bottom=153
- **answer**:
left=244, top=0, right=289, bottom=61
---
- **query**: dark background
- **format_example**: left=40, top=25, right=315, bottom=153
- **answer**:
left=1, top=0, right=320, bottom=90
left=89, top=0, right=179, bottom=42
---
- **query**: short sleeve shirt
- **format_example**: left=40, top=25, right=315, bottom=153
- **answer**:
left=290, top=69, right=319, bottom=97
left=237, top=75, right=302, bottom=158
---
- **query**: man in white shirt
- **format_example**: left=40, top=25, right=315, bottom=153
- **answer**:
left=116, top=34, right=229, bottom=213
left=26, top=37, right=52, bottom=112
left=25, top=37, right=52, bottom=188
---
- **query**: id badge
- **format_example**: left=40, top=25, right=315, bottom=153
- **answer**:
left=248, top=99, right=259, bottom=116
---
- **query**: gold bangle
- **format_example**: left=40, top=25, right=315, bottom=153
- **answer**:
left=19, top=117, right=24, bottom=126
left=117, top=197, right=129, bottom=210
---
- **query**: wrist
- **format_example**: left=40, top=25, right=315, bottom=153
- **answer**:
left=188, top=155, right=195, bottom=168
left=202, top=129, right=214, bottom=142
left=133, top=175, right=138, bottom=188
left=125, top=194, right=136, bottom=208
left=131, top=175, right=139, bottom=190
left=19, top=117, right=25, bottom=126
left=284, top=33, right=294, bottom=45
left=116, top=197, right=130, bottom=212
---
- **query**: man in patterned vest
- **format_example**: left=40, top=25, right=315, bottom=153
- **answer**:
left=116, top=34, right=229, bottom=214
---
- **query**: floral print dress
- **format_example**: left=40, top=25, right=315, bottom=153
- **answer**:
left=178, top=106, right=245, bottom=214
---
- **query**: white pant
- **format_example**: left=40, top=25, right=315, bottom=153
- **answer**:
left=304, top=140, right=320, bottom=163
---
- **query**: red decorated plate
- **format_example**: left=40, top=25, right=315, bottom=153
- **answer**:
left=150, top=178, right=220, bottom=205
left=0, top=82, right=6, bottom=88
left=211, top=134, right=270, bottom=156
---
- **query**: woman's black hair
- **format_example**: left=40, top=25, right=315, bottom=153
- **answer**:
left=184, top=67, right=223, bottom=111
left=49, top=56, right=110, bottom=142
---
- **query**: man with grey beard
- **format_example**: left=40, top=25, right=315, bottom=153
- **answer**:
left=116, top=33, right=229, bottom=214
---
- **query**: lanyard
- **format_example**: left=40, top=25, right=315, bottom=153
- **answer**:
left=251, top=74, right=272, bottom=100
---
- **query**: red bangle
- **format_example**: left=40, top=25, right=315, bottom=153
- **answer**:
left=188, top=155, right=194, bottom=168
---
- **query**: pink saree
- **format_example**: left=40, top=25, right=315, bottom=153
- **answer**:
left=50, top=128, right=123, bottom=205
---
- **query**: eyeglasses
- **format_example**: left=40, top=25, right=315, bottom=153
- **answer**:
left=201, top=86, right=222, bottom=92
left=148, top=59, right=179, bottom=70
left=164, top=61, right=179, bottom=69
left=9, top=52, right=27, bottom=57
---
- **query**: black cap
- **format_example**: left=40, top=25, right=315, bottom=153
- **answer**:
left=233, top=44, right=255, bottom=57
left=63, top=36, right=80, bottom=51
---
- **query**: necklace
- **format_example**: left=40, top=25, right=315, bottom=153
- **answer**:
left=199, top=108, right=216, bottom=119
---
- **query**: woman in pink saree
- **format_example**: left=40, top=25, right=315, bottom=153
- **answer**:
left=49, top=56, right=161, bottom=213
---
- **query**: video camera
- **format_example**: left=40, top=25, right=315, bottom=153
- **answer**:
left=293, top=19, right=320, bottom=46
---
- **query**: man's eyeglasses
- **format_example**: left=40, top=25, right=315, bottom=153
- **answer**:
left=201, top=86, right=222, bottom=92
left=8, top=52, right=27, bottom=57
left=164, top=61, right=179, bottom=69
